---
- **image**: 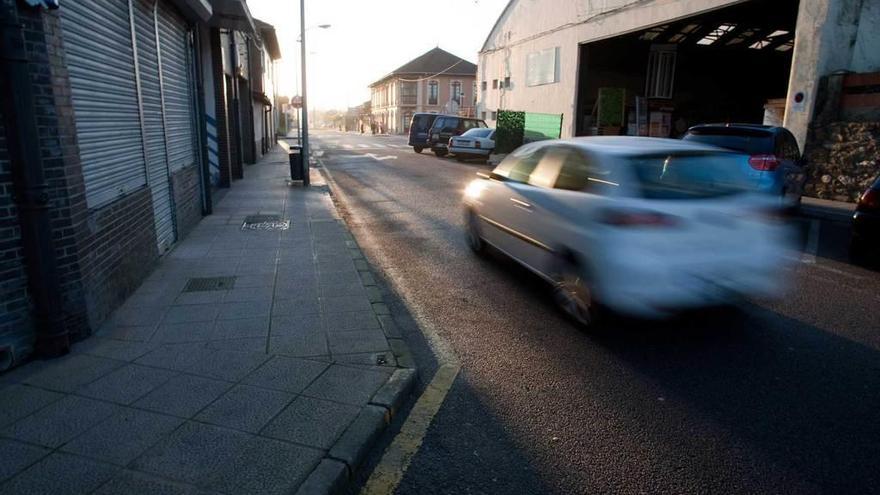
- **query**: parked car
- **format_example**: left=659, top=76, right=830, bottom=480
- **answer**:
left=449, top=128, right=495, bottom=162
left=682, top=124, right=805, bottom=208
left=427, top=115, right=487, bottom=157
left=462, top=137, right=795, bottom=327
left=851, top=175, right=880, bottom=260
left=408, top=113, right=445, bottom=153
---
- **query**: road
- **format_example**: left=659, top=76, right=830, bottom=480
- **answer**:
left=311, top=130, right=880, bottom=494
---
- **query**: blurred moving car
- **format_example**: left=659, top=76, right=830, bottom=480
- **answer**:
left=851, top=175, right=880, bottom=258
left=682, top=124, right=805, bottom=208
left=462, top=137, right=795, bottom=326
left=449, top=128, right=495, bottom=163
left=408, top=113, right=443, bottom=153
left=427, top=115, right=487, bottom=157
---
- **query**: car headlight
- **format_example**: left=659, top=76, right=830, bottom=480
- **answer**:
left=464, top=179, right=488, bottom=199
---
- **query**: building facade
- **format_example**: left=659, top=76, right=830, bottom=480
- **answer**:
left=0, top=0, right=279, bottom=370
left=477, top=0, right=879, bottom=142
left=370, top=48, right=478, bottom=134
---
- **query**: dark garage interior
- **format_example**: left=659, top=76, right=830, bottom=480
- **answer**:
left=575, top=0, right=801, bottom=137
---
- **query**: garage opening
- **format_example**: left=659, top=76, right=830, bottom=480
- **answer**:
left=575, top=0, right=800, bottom=137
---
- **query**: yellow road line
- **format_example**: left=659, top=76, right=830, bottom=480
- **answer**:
left=361, top=364, right=460, bottom=495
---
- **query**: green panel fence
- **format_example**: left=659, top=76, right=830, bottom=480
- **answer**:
left=524, top=112, right=564, bottom=142
left=495, top=110, right=563, bottom=153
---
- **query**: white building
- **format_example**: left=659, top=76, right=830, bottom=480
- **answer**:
left=477, top=0, right=880, bottom=148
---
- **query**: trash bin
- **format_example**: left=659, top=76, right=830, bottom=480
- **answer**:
left=288, top=145, right=304, bottom=181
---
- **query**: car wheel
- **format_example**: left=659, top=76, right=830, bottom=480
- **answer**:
left=552, top=256, right=596, bottom=328
left=434, top=149, right=448, bottom=158
left=413, top=146, right=423, bottom=153
left=464, top=209, right=486, bottom=254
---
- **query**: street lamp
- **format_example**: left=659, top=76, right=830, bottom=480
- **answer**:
left=298, top=4, right=329, bottom=184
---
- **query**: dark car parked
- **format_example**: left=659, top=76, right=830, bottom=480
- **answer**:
left=851, top=175, right=880, bottom=260
left=682, top=123, right=805, bottom=207
left=427, top=115, right=487, bottom=157
left=408, top=113, right=445, bottom=153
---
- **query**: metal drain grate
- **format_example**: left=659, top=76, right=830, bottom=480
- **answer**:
left=183, top=276, right=236, bottom=292
left=242, top=214, right=290, bottom=231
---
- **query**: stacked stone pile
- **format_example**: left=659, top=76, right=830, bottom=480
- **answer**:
left=804, top=122, right=880, bottom=202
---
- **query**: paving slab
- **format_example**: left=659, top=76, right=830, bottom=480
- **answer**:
left=0, top=148, right=417, bottom=494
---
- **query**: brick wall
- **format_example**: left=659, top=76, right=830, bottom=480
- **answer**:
left=172, top=165, right=201, bottom=238
left=78, top=188, right=159, bottom=329
left=0, top=107, right=35, bottom=368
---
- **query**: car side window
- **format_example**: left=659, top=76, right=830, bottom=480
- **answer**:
left=493, top=147, right=546, bottom=183
left=554, top=150, right=617, bottom=194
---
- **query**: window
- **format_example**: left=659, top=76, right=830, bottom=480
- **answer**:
left=526, top=47, right=559, bottom=86
left=481, top=111, right=487, bottom=120
left=504, top=76, right=510, bottom=89
left=645, top=48, right=676, bottom=99
left=492, top=79, right=498, bottom=89
left=696, top=24, right=736, bottom=46
left=400, top=82, right=417, bottom=105
left=481, top=81, right=487, bottom=91
left=491, top=111, right=497, bottom=120
left=473, top=82, right=478, bottom=105
left=428, top=81, right=439, bottom=105
left=451, top=81, right=462, bottom=104
left=494, top=145, right=546, bottom=183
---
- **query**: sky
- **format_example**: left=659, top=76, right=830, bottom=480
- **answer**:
left=247, top=0, right=509, bottom=110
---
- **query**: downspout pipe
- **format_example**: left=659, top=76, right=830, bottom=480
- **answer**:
left=0, top=0, right=69, bottom=358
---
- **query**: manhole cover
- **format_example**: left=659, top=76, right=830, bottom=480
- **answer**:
left=183, top=276, right=236, bottom=292
left=242, top=214, right=290, bottom=231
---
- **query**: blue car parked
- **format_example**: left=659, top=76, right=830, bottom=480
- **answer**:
left=683, top=124, right=805, bottom=208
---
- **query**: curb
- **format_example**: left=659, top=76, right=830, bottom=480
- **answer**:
left=292, top=158, right=420, bottom=495
left=799, top=205, right=854, bottom=224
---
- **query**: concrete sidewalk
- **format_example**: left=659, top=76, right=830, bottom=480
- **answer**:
left=800, top=196, right=857, bottom=223
left=0, top=147, right=415, bottom=494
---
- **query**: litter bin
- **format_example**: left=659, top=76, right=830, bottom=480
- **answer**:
left=288, top=145, right=304, bottom=181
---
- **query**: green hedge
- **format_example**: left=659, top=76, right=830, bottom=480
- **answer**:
left=495, top=110, right=525, bottom=154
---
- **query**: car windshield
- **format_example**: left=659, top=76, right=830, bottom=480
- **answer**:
left=462, top=128, right=492, bottom=138
left=683, top=128, right=773, bottom=154
left=628, top=153, right=751, bottom=200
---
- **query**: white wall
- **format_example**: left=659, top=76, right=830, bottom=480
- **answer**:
left=851, top=0, right=880, bottom=73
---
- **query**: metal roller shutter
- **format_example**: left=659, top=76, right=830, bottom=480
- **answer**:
left=134, top=0, right=176, bottom=251
left=61, top=0, right=146, bottom=208
left=156, top=2, right=196, bottom=172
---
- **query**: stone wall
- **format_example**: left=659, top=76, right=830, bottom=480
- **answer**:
left=804, top=122, right=880, bottom=202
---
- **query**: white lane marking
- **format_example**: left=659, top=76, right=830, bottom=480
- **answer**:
left=802, top=219, right=820, bottom=264
left=357, top=144, right=371, bottom=148
left=343, top=144, right=353, bottom=149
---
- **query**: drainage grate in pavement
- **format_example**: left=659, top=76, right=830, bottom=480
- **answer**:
left=183, top=276, right=237, bottom=292
left=242, top=214, right=290, bottom=231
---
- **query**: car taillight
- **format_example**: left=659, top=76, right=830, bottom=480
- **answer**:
left=475, top=141, right=481, bottom=149
left=600, top=209, right=679, bottom=227
left=859, top=188, right=879, bottom=210
left=748, top=154, right=781, bottom=171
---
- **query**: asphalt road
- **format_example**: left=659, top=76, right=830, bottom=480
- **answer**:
left=312, top=130, right=880, bottom=494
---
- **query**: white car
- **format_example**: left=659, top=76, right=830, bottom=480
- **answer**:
left=449, top=128, right=495, bottom=162
left=462, top=137, right=795, bottom=326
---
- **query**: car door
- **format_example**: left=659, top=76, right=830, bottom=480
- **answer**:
left=476, top=144, right=549, bottom=267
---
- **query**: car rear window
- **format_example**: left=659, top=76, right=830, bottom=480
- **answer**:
left=462, top=128, right=492, bottom=138
left=628, top=153, right=751, bottom=200
left=683, top=128, right=773, bottom=154
left=411, top=115, right=434, bottom=132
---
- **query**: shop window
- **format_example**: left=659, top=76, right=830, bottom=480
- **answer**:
left=645, top=48, right=676, bottom=99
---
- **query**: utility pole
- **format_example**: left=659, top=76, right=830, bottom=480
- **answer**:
left=299, top=0, right=310, bottom=185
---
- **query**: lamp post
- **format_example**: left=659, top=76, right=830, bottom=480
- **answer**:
left=298, top=0, right=330, bottom=183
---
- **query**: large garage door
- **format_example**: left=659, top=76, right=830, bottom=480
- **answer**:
left=61, top=0, right=147, bottom=208
left=134, top=0, right=175, bottom=252
left=157, top=2, right=197, bottom=172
